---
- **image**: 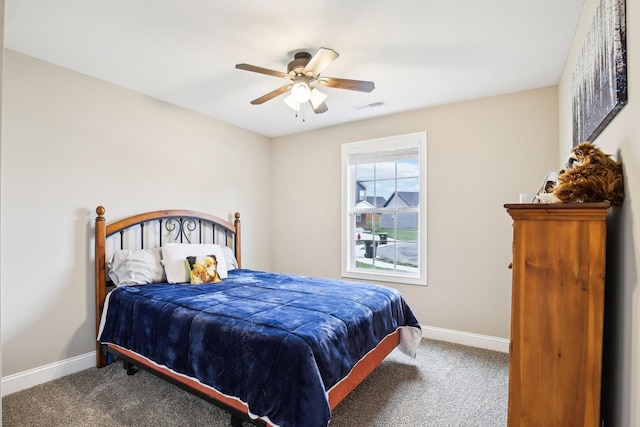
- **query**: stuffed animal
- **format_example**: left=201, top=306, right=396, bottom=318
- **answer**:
left=537, top=142, right=624, bottom=206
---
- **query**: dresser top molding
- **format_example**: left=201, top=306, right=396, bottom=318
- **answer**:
left=505, top=202, right=610, bottom=221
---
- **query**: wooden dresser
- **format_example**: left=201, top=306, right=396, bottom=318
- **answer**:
left=504, top=202, right=609, bottom=427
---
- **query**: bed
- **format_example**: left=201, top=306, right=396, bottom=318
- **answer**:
left=94, top=206, right=421, bottom=427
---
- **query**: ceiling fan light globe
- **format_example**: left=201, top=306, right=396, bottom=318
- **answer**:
left=284, top=94, right=299, bottom=111
left=309, top=88, right=328, bottom=110
left=291, top=82, right=311, bottom=103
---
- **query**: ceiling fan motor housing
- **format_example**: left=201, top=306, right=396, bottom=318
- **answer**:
left=288, top=52, right=312, bottom=76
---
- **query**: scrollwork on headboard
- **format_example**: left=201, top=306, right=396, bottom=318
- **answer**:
left=164, top=217, right=198, bottom=243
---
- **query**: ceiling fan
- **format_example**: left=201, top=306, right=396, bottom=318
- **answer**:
left=235, top=48, right=375, bottom=114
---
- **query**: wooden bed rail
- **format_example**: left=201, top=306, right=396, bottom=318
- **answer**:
left=94, top=206, right=241, bottom=367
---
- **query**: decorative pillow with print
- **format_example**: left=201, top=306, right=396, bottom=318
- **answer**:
left=186, top=255, right=222, bottom=284
left=162, top=243, right=228, bottom=283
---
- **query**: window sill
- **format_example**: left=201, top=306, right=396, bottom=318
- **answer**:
left=342, top=269, right=426, bottom=287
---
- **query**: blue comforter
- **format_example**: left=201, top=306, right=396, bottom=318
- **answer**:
left=99, top=269, right=420, bottom=427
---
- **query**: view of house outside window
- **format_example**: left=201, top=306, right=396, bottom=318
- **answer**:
left=342, top=132, right=427, bottom=286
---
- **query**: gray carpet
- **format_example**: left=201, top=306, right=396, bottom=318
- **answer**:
left=2, top=339, right=509, bottom=426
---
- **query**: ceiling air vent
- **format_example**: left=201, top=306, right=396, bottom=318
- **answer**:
left=354, top=100, right=387, bottom=110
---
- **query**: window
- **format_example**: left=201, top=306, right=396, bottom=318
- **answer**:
left=341, top=132, right=427, bottom=286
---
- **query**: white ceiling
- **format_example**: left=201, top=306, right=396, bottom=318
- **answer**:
left=4, top=0, right=585, bottom=138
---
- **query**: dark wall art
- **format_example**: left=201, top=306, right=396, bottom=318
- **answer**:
left=572, top=0, right=627, bottom=146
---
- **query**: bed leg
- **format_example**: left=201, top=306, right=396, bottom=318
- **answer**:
left=230, top=414, right=244, bottom=427
left=123, top=360, right=137, bottom=375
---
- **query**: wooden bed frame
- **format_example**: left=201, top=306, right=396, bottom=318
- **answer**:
left=94, top=205, right=400, bottom=427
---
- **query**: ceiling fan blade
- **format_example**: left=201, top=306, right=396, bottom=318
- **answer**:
left=236, top=63, right=290, bottom=80
left=312, top=101, right=328, bottom=114
left=303, top=48, right=339, bottom=77
left=250, top=84, right=293, bottom=105
left=317, top=77, right=375, bottom=93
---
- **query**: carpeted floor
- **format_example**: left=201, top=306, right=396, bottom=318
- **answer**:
left=2, top=339, right=509, bottom=426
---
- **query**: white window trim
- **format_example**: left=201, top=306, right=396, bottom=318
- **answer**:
left=341, top=132, right=427, bottom=286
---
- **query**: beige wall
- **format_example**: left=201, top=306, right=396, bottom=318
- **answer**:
left=271, top=86, right=559, bottom=339
left=0, top=50, right=272, bottom=376
left=558, top=0, right=640, bottom=425
left=1, top=50, right=559, bottom=377
left=1, top=0, right=5, bottom=407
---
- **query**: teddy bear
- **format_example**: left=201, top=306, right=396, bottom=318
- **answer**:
left=537, top=142, right=624, bottom=206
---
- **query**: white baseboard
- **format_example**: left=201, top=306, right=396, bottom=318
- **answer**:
left=1, top=326, right=508, bottom=397
left=421, top=325, right=510, bottom=353
left=1, top=351, right=96, bottom=396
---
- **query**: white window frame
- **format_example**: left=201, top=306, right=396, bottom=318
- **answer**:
left=341, top=132, right=427, bottom=286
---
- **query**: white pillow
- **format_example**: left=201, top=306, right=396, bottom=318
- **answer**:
left=108, top=247, right=164, bottom=286
left=162, top=243, right=228, bottom=283
left=223, top=246, right=238, bottom=270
